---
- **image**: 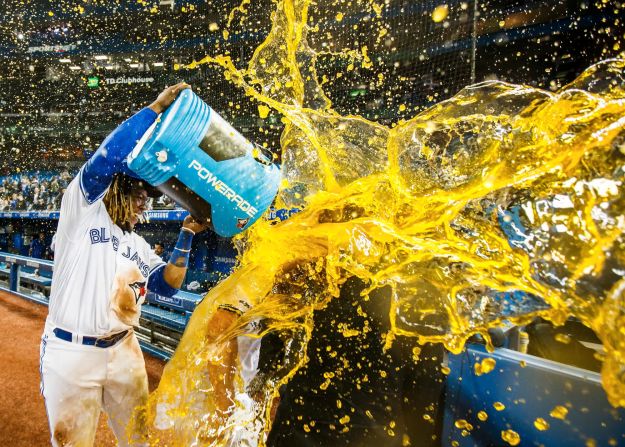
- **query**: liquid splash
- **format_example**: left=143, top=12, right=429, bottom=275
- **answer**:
left=140, top=0, right=625, bottom=444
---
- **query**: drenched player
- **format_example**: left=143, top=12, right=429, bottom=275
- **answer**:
left=39, top=83, right=209, bottom=447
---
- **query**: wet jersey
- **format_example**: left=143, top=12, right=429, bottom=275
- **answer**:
left=46, top=108, right=166, bottom=337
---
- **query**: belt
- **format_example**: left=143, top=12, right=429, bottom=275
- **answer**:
left=53, top=328, right=130, bottom=348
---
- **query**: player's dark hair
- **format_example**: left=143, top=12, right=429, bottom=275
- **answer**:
left=103, top=175, right=133, bottom=232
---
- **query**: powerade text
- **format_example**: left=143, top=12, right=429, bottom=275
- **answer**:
left=188, top=160, right=258, bottom=218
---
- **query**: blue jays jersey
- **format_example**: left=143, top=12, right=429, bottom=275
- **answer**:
left=46, top=108, right=166, bottom=337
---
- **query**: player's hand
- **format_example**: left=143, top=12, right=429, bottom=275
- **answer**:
left=149, top=82, right=190, bottom=114
left=182, top=214, right=211, bottom=234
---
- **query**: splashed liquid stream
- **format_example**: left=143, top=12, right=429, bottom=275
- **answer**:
left=138, top=0, right=625, bottom=444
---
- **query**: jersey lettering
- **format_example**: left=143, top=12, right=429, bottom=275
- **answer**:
left=89, top=227, right=111, bottom=244
left=122, top=246, right=150, bottom=277
left=112, top=236, right=119, bottom=252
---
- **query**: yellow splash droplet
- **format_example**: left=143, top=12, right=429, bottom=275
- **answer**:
left=493, top=402, right=506, bottom=411
left=412, top=346, right=421, bottom=362
left=336, top=12, right=344, bottom=21
left=209, top=22, right=219, bottom=32
left=477, top=411, right=488, bottom=421
left=586, top=439, right=597, bottom=447
left=339, top=415, right=351, bottom=424
left=454, top=419, right=473, bottom=430
left=534, top=417, right=550, bottom=431
left=431, top=5, right=449, bottom=23
left=550, top=405, right=569, bottom=420
left=501, top=429, right=521, bottom=446
left=48, top=11, right=54, bottom=16
left=475, top=357, right=497, bottom=376
left=399, top=104, right=407, bottom=112
left=258, top=105, right=271, bottom=118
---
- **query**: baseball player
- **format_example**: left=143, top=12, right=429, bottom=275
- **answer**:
left=39, top=83, right=208, bottom=447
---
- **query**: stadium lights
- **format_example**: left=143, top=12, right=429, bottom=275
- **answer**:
left=153, top=62, right=164, bottom=67
left=59, top=58, right=71, bottom=63
left=69, top=65, right=81, bottom=70
left=104, top=65, right=115, bottom=70
left=129, top=63, right=140, bottom=68
left=94, top=55, right=108, bottom=60
left=124, top=58, right=132, bottom=62
left=17, top=33, right=24, bottom=40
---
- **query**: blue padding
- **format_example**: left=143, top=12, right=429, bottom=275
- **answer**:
left=147, top=292, right=184, bottom=312
left=140, top=304, right=187, bottom=332
left=147, top=289, right=203, bottom=313
left=443, top=344, right=625, bottom=446
left=147, top=264, right=178, bottom=298
left=80, top=107, right=157, bottom=203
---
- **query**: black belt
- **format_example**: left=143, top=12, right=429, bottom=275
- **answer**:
left=53, top=328, right=130, bottom=348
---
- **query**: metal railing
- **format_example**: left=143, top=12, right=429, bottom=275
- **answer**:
left=0, top=251, right=202, bottom=360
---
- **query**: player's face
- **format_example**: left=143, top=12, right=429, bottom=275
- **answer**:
left=128, top=189, right=150, bottom=230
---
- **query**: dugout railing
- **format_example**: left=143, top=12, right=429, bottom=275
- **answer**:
left=0, top=250, right=201, bottom=360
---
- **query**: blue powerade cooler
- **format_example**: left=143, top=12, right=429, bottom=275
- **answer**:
left=127, top=89, right=281, bottom=237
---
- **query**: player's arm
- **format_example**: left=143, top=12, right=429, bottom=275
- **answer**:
left=206, top=309, right=239, bottom=412
left=79, top=82, right=190, bottom=204
left=147, top=215, right=209, bottom=296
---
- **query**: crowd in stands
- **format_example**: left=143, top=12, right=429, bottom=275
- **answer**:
left=0, top=170, right=178, bottom=211
left=0, top=171, right=72, bottom=211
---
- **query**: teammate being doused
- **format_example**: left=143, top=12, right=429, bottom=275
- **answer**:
left=39, top=83, right=209, bottom=447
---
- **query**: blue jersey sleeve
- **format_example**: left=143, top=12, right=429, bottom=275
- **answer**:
left=79, top=107, right=158, bottom=204
left=147, top=264, right=179, bottom=297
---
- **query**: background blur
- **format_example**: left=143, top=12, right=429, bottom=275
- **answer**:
left=0, top=0, right=622, bottom=293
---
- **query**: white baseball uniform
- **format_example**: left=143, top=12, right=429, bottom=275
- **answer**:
left=40, top=170, right=165, bottom=447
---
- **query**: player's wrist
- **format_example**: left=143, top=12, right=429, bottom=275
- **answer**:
left=180, top=226, right=195, bottom=236
left=148, top=102, right=165, bottom=115
left=169, top=228, right=194, bottom=268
